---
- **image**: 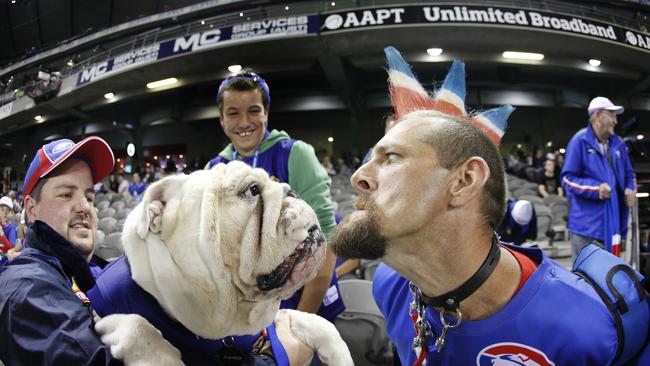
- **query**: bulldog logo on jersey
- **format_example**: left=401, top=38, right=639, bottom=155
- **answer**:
left=476, top=342, right=555, bottom=366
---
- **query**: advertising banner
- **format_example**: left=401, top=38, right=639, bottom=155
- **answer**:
left=321, top=5, right=650, bottom=52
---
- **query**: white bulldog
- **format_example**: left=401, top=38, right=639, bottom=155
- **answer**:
left=92, top=161, right=352, bottom=365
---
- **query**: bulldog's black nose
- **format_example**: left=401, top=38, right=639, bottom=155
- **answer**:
left=287, top=189, right=300, bottom=199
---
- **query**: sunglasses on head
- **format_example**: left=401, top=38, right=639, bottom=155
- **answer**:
left=217, top=71, right=271, bottom=106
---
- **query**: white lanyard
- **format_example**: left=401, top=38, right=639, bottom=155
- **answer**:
left=230, top=131, right=269, bottom=168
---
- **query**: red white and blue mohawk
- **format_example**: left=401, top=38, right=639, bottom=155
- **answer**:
left=385, top=46, right=513, bottom=145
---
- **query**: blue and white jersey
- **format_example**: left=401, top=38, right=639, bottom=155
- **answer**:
left=373, top=245, right=619, bottom=365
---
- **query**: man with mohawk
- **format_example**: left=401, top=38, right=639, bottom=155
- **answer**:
left=332, top=47, right=649, bottom=365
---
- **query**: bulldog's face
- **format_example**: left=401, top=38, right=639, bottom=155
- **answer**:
left=121, top=161, right=326, bottom=338
left=218, top=162, right=327, bottom=301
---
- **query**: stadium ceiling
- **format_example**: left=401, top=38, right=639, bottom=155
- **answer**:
left=1, top=0, right=648, bottom=66
left=0, top=0, right=229, bottom=66
left=1, top=0, right=650, bottom=141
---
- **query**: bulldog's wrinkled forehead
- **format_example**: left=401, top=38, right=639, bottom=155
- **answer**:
left=221, top=161, right=271, bottom=189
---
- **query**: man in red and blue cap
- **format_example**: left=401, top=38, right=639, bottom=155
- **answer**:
left=0, top=137, right=122, bottom=364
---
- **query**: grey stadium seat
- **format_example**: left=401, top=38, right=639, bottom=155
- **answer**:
left=359, top=259, right=382, bottom=281
left=550, top=201, right=570, bottom=225
left=111, top=193, right=126, bottom=203
left=512, top=188, right=537, bottom=199
left=542, top=194, right=566, bottom=207
left=95, top=230, right=106, bottom=247
left=110, top=201, right=126, bottom=211
left=94, top=245, right=122, bottom=261
left=518, top=195, right=544, bottom=205
left=335, top=279, right=393, bottom=366
left=98, top=217, right=117, bottom=234
left=116, top=218, right=126, bottom=232
left=536, top=212, right=553, bottom=241
left=116, top=208, right=130, bottom=220
left=533, top=203, right=551, bottom=216
left=98, top=207, right=116, bottom=219
left=95, top=200, right=110, bottom=211
left=103, top=232, right=123, bottom=251
left=93, top=232, right=123, bottom=261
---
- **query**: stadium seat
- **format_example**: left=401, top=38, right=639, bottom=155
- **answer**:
left=359, top=260, right=381, bottom=281
left=98, top=207, right=116, bottom=219
left=116, top=208, right=130, bottom=220
left=111, top=194, right=125, bottom=203
left=335, top=279, right=393, bottom=366
left=116, top=218, right=126, bottom=232
left=98, top=217, right=117, bottom=234
left=533, top=203, right=552, bottom=217
left=93, top=232, right=123, bottom=261
left=103, top=232, right=123, bottom=252
left=536, top=212, right=553, bottom=241
left=111, top=201, right=126, bottom=211
left=94, top=246, right=122, bottom=261
left=95, top=230, right=106, bottom=247
left=543, top=194, right=566, bottom=207
left=96, top=200, right=110, bottom=211
left=512, top=188, right=537, bottom=199
left=518, top=195, right=544, bottom=205
left=550, top=201, right=569, bottom=225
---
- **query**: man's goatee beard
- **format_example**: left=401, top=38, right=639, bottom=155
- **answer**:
left=331, top=195, right=389, bottom=260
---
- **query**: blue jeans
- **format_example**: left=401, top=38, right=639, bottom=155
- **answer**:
left=570, top=232, right=603, bottom=261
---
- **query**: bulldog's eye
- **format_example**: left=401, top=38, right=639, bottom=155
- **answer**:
left=247, top=184, right=261, bottom=197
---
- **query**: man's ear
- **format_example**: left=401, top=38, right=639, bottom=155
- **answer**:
left=24, top=195, right=37, bottom=223
left=448, top=157, right=490, bottom=208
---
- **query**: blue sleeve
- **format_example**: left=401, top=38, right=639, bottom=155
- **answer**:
left=0, top=275, right=121, bottom=365
left=623, top=145, right=636, bottom=191
left=561, top=136, right=601, bottom=200
left=6, top=225, right=16, bottom=245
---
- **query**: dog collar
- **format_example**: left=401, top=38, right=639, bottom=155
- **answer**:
left=419, top=234, right=501, bottom=312
left=408, top=234, right=501, bottom=357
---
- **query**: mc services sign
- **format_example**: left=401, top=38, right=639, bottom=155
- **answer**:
left=75, top=15, right=319, bottom=87
left=156, top=14, right=319, bottom=57
left=321, top=5, right=650, bottom=53
left=76, top=44, right=160, bottom=86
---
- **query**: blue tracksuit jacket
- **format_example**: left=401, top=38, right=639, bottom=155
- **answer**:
left=561, top=124, right=634, bottom=252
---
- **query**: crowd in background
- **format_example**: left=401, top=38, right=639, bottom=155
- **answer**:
left=506, top=145, right=566, bottom=198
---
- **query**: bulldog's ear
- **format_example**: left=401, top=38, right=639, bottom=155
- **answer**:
left=135, top=180, right=167, bottom=239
